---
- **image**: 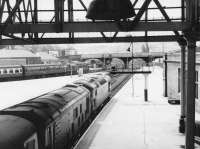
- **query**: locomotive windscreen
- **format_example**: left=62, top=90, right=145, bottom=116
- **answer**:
left=86, top=0, right=136, bottom=20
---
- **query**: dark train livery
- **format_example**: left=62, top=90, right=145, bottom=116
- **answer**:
left=0, top=73, right=129, bottom=149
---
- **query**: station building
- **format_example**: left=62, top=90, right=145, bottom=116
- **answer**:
left=0, top=49, right=42, bottom=65
left=36, top=52, right=60, bottom=64
left=165, top=48, right=200, bottom=113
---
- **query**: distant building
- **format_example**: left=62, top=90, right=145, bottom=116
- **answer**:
left=36, top=52, right=60, bottom=64
left=49, top=50, right=59, bottom=57
left=0, top=49, right=42, bottom=65
left=165, top=48, right=200, bottom=112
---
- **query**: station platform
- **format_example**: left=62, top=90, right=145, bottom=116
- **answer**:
left=74, top=67, right=198, bottom=149
left=0, top=72, right=99, bottom=110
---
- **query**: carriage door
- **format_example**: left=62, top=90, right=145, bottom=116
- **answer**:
left=45, top=125, right=55, bottom=149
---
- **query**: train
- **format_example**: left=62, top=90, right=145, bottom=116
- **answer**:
left=0, top=72, right=130, bottom=149
left=0, top=63, right=104, bottom=81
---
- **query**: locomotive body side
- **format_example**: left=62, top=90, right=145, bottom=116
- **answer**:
left=48, top=85, right=91, bottom=149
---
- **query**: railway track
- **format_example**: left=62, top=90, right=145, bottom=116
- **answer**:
left=110, top=74, right=132, bottom=98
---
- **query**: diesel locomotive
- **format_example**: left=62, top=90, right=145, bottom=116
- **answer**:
left=0, top=73, right=129, bottom=149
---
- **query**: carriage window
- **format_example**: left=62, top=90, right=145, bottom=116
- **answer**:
left=15, top=69, right=19, bottom=73
left=9, top=69, right=13, bottom=74
left=3, top=69, right=7, bottom=74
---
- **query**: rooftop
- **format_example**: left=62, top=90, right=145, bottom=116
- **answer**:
left=36, top=52, right=58, bottom=60
left=0, top=49, right=39, bottom=58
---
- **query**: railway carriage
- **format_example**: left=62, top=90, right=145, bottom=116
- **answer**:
left=23, top=64, right=67, bottom=77
left=0, top=63, right=91, bottom=81
left=0, top=65, right=23, bottom=79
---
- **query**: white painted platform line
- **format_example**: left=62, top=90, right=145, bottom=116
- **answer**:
left=74, top=66, right=186, bottom=149
left=0, top=72, right=100, bottom=110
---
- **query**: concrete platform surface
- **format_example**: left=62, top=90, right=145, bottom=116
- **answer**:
left=74, top=67, right=190, bottom=149
left=0, top=72, right=100, bottom=110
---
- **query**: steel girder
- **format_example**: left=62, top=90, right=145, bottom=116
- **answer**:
left=0, top=22, right=193, bottom=33
left=0, top=35, right=192, bottom=45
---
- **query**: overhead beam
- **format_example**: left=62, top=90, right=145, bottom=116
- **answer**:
left=0, top=35, right=195, bottom=45
left=0, top=0, right=23, bottom=34
left=0, top=22, right=192, bottom=33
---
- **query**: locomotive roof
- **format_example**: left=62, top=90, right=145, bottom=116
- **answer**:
left=2, top=85, right=89, bottom=128
left=74, top=79, right=97, bottom=89
left=87, top=75, right=108, bottom=85
left=0, top=115, right=36, bottom=149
